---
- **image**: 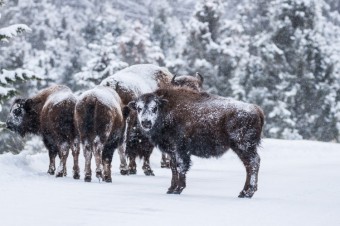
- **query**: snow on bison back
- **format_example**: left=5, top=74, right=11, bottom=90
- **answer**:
left=128, top=88, right=264, bottom=198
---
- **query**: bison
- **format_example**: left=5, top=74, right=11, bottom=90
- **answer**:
left=6, top=85, right=80, bottom=179
left=101, top=64, right=204, bottom=175
left=74, top=86, right=128, bottom=182
left=128, top=88, right=264, bottom=198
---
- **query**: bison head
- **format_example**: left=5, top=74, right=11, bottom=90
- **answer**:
left=128, top=93, right=167, bottom=131
left=6, top=98, right=37, bottom=136
left=171, top=72, right=204, bottom=91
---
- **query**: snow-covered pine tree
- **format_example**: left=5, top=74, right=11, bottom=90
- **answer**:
left=232, top=0, right=340, bottom=141
left=74, top=32, right=128, bottom=89
left=183, top=0, right=221, bottom=89
left=149, top=0, right=185, bottom=71
left=117, top=20, right=165, bottom=66
left=183, top=0, right=239, bottom=95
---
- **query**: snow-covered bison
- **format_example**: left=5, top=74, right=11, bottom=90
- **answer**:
left=101, top=64, right=204, bottom=176
left=128, top=88, right=264, bottom=198
left=75, top=86, right=128, bottom=182
left=6, top=85, right=80, bottom=178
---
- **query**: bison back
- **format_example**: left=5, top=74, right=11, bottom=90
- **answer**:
left=40, top=97, right=77, bottom=144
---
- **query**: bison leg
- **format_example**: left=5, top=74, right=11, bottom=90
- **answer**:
left=94, top=145, right=103, bottom=180
left=118, top=145, right=129, bottom=175
left=102, top=142, right=115, bottom=183
left=71, top=141, right=80, bottom=179
left=56, top=143, right=70, bottom=177
left=47, top=150, right=57, bottom=175
left=142, top=150, right=154, bottom=176
left=173, top=173, right=186, bottom=194
left=167, top=153, right=179, bottom=194
left=173, top=154, right=190, bottom=194
left=160, top=153, right=170, bottom=168
left=43, top=136, right=57, bottom=175
left=236, top=149, right=260, bottom=198
left=128, top=155, right=137, bottom=175
left=83, top=143, right=92, bottom=182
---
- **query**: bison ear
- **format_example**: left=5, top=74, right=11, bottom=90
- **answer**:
left=127, top=101, right=137, bottom=111
left=122, top=106, right=130, bottom=119
left=23, top=99, right=34, bottom=112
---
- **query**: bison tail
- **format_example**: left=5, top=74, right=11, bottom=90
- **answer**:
left=76, top=96, right=97, bottom=144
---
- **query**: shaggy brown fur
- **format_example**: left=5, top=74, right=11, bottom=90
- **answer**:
left=6, top=85, right=80, bottom=178
left=101, top=64, right=204, bottom=176
left=74, top=86, right=127, bottom=182
left=128, top=88, right=264, bottom=198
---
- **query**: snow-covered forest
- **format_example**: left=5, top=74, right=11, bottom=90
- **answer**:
left=1, top=0, right=340, bottom=154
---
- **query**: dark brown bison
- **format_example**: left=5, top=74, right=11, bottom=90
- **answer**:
left=6, top=85, right=80, bottom=178
left=101, top=64, right=204, bottom=176
left=75, top=86, right=128, bottom=182
left=128, top=88, right=264, bottom=198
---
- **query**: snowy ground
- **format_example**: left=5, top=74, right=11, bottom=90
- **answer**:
left=0, top=138, right=339, bottom=226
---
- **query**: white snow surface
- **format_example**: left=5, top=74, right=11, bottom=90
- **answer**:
left=100, top=64, right=172, bottom=96
left=0, top=139, right=339, bottom=226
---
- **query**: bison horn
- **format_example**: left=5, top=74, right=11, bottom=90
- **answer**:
left=171, top=74, right=177, bottom=85
left=196, top=72, right=204, bottom=83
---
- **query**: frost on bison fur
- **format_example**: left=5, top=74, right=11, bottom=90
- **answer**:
left=128, top=88, right=264, bottom=198
left=6, top=85, right=80, bottom=178
left=75, top=86, right=128, bottom=182
left=101, top=64, right=204, bottom=176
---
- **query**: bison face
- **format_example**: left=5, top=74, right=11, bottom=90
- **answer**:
left=128, top=94, right=168, bottom=131
left=6, top=98, right=33, bottom=136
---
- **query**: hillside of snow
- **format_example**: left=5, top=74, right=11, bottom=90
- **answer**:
left=0, top=138, right=339, bottom=226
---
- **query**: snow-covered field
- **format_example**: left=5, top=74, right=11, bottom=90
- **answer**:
left=0, top=139, right=339, bottom=226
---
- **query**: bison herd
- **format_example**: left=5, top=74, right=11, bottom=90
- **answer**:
left=6, top=64, right=264, bottom=198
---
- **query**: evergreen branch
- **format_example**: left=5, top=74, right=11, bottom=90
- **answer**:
left=0, top=69, right=42, bottom=86
left=0, top=24, right=32, bottom=42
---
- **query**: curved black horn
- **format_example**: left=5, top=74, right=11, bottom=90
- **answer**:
left=171, top=74, right=178, bottom=84
left=196, top=72, right=204, bottom=83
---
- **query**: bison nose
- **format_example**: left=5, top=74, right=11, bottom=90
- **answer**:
left=141, top=120, right=152, bottom=129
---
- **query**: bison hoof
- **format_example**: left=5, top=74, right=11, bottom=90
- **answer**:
left=47, top=169, right=55, bottom=175
left=144, top=170, right=155, bottom=176
left=56, top=172, right=64, bottom=177
left=73, top=171, right=80, bottom=180
left=84, top=176, right=91, bottom=182
left=129, top=169, right=137, bottom=175
left=103, top=177, right=112, bottom=183
left=120, top=169, right=129, bottom=175
left=161, top=162, right=170, bottom=168
left=166, top=186, right=176, bottom=194
left=96, top=171, right=102, bottom=179
left=166, top=189, right=174, bottom=194
left=238, top=189, right=255, bottom=198
left=173, top=186, right=185, bottom=194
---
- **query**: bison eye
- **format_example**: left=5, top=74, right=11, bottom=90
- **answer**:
left=137, top=107, right=142, bottom=113
left=13, top=108, right=22, bottom=116
left=152, top=107, right=157, bottom=113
